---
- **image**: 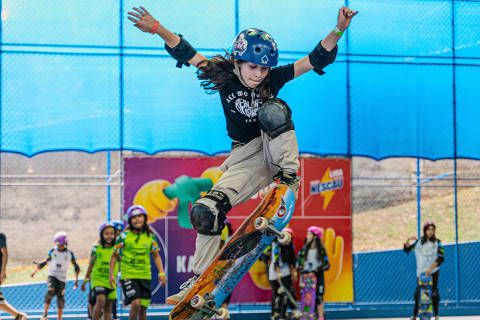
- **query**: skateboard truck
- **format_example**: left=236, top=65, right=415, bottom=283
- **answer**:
left=254, top=217, right=292, bottom=245
left=190, top=292, right=229, bottom=319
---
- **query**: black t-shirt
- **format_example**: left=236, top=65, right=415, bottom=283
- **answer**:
left=218, top=64, right=295, bottom=143
left=0, top=233, right=6, bottom=272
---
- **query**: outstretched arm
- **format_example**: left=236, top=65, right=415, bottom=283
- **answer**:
left=294, top=6, right=358, bottom=78
left=128, top=7, right=207, bottom=68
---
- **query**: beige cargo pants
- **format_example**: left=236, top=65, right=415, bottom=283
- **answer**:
left=193, top=130, right=299, bottom=274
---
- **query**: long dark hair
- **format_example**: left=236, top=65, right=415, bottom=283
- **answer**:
left=303, top=236, right=326, bottom=261
left=100, top=226, right=116, bottom=248
left=196, top=52, right=272, bottom=98
left=420, top=222, right=440, bottom=245
left=421, top=228, right=439, bottom=245
left=274, top=239, right=296, bottom=268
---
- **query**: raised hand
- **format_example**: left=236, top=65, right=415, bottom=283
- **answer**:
left=336, top=6, right=359, bottom=31
left=323, top=227, right=344, bottom=284
left=128, top=7, right=157, bottom=33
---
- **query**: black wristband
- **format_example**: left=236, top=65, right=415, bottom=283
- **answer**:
left=164, top=34, right=197, bottom=68
left=308, top=41, right=338, bottom=75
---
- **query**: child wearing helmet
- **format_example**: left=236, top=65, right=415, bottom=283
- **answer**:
left=404, top=221, right=445, bottom=320
left=31, top=231, right=80, bottom=320
left=297, top=227, right=330, bottom=320
left=111, top=220, right=125, bottom=238
left=81, top=222, right=118, bottom=320
left=264, top=228, right=298, bottom=320
left=109, top=205, right=166, bottom=319
left=128, top=5, right=357, bottom=304
left=0, top=232, right=28, bottom=320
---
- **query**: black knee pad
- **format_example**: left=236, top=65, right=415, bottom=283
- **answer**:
left=45, top=289, right=55, bottom=304
left=57, top=290, right=65, bottom=309
left=190, top=190, right=231, bottom=235
left=258, top=98, right=294, bottom=139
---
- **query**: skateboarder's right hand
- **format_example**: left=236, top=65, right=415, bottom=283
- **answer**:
left=128, top=7, right=158, bottom=34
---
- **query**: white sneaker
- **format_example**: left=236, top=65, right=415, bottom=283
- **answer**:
left=166, top=275, right=199, bottom=305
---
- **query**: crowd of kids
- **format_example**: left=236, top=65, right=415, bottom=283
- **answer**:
left=27, top=204, right=167, bottom=320
left=0, top=206, right=444, bottom=320
left=261, top=226, right=330, bottom=320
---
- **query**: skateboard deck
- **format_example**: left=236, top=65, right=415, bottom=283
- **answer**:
left=300, top=273, right=317, bottom=320
left=275, top=275, right=299, bottom=320
left=278, top=275, right=298, bottom=307
left=169, top=184, right=296, bottom=319
left=418, top=273, right=433, bottom=320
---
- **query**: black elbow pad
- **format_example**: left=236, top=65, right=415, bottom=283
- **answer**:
left=165, top=34, right=197, bottom=68
left=308, top=41, right=338, bottom=75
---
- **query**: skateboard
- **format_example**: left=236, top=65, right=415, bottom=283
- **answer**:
left=418, top=273, right=433, bottom=320
left=276, top=274, right=300, bottom=320
left=300, top=273, right=317, bottom=320
left=169, top=184, right=295, bottom=319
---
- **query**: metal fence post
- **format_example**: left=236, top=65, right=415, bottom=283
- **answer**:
left=416, top=158, right=421, bottom=238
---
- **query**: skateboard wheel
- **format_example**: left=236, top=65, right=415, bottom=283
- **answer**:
left=190, top=295, right=205, bottom=309
left=207, top=299, right=216, bottom=309
left=217, top=308, right=228, bottom=319
left=278, top=231, right=292, bottom=245
left=254, top=217, right=268, bottom=231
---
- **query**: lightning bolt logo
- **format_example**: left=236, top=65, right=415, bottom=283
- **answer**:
left=310, top=168, right=344, bottom=211
left=320, top=168, right=335, bottom=210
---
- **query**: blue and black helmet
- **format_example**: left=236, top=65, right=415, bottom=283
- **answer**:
left=111, top=220, right=125, bottom=232
left=232, top=28, right=278, bottom=67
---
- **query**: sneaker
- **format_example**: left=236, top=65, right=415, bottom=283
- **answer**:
left=277, top=172, right=301, bottom=199
left=435, top=316, right=440, bottom=320
left=166, top=275, right=199, bottom=305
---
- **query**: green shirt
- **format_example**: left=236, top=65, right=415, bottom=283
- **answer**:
left=90, top=243, right=117, bottom=289
left=114, top=230, right=159, bottom=280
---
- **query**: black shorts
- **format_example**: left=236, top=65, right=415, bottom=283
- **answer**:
left=120, top=279, right=151, bottom=306
left=47, top=276, right=66, bottom=295
left=88, top=286, right=115, bottom=305
left=0, top=289, right=4, bottom=302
